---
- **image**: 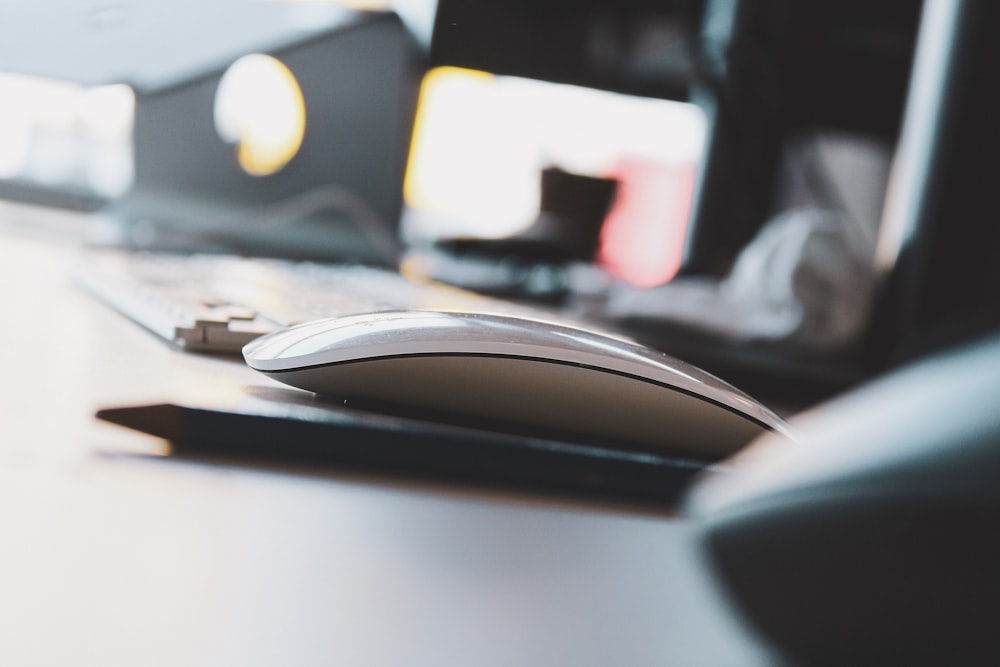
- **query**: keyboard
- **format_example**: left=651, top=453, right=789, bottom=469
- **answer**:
left=75, top=250, right=597, bottom=353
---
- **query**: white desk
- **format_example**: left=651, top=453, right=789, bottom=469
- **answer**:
left=0, top=205, right=774, bottom=666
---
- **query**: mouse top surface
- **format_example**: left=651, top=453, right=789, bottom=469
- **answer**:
left=243, top=310, right=792, bottom=459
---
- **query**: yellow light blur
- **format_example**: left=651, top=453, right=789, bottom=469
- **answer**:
left=403, top=66, right=543, bottom=239
left=405, top=67, right=496, bottom=211
left=214, top=54, right=307, bottom=177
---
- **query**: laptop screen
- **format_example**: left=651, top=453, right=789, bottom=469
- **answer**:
left=0, top=2, right=425, bottom=266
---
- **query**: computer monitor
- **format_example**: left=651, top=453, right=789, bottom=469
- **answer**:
left=0, top=2, right=425, bottom=264
left=427, top=0, right=922, bottom=278
left=429, top=0, right=703, bottom=102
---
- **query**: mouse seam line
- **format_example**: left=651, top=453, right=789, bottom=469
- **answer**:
left=264, top=352, right=780, bottom=434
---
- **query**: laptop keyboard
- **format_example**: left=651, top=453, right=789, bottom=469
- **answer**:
left=75, top=250, right=592, bottom=353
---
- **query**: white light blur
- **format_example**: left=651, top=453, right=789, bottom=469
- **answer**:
left=214, top=54, right=307, bottom=177
left=0, top=72, right=134, bottom=197
left=0, top=87, right=31, bottom=178
left=80, top=84, right=135, bottom=142
left=403, top=67, right=706, bottom=242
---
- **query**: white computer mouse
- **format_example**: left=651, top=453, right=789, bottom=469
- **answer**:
left=242, top=310, right=793, bottom=460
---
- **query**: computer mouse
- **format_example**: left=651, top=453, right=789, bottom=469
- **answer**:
left=684, top=333, right=1000, bottom=666
left=242, top=310, right=793, bottom=460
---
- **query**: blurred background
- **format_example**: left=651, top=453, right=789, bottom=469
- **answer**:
left=0, top=0, right=704, bottom=288
left=6, top=0, right=995, bottom=410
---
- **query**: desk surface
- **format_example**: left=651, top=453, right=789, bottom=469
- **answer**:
left=0, top=203, right=772, bottom=666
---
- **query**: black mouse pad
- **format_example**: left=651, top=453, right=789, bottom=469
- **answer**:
left=96, top=385, right=714, bottom=509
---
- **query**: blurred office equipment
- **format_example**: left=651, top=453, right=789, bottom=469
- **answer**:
left=423, top=0, right=919, bottom=270
left=115, top=10, right=421, bottom=263
left=413, top=166, right=621, bottom=300
left=0, top=1, right=423, bottom=263
left=406, top=1, right=707, bottom=296
left=113, top=14, right=421, bottom=264
left=605, top=0, right=925, bottom=403
left=399, top=65, right=705, bottom=300
left=415, top=0, right=926, bottom=406
left=5, top=0, right=990, bottom=408
left=688, top=328, right=1000, bottom=666
left=871, top=0, right=1000, bottom=366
